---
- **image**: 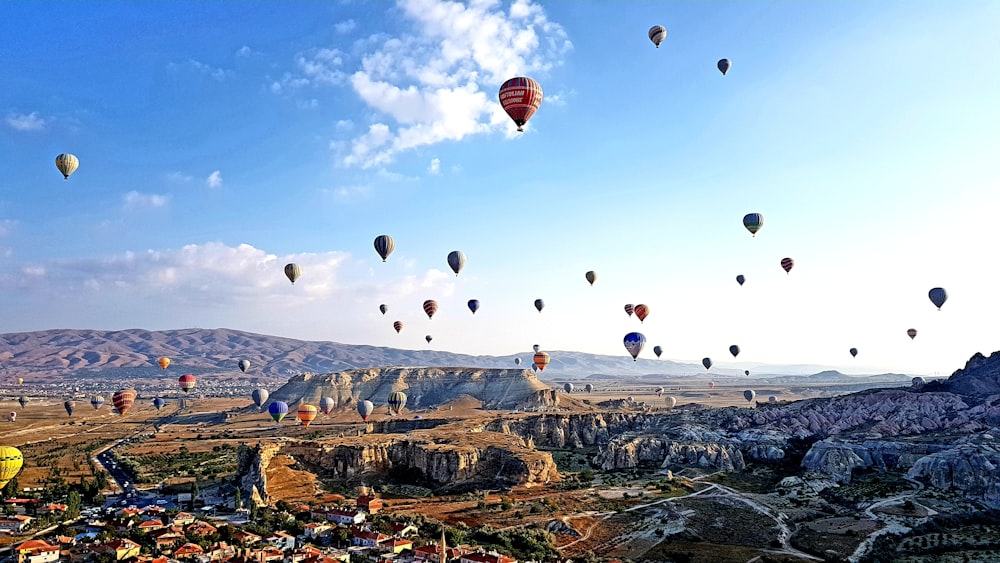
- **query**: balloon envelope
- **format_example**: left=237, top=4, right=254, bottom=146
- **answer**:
left=850, top=348, right=858, bottom=358
left=284, top=263, right=302, bottom=284
left=112, top=389, right=137, bottom=416
left=648, top=25, right=667, bottom=47
left=178, top=374, right=196, bottom=393
left=744, top=389, right=756, bottom=403
left=238, top=359, right=251, bottom=373
left=423, top=299, right=438, bottom=319
left=55, top=153, right=79, bottom=179
left=373, top=235, right=395, bottom=262
left=743, top=213, right=763, bottom=236
left=929, top=287, right=947, bottom=309
left=388, top=391, right=407, bottom=415
left=702, top=358, right=713, bottom=370
left=623, top=332, right=646, bottom=361
left=297, top=405, right=318, bottom=427
left=468, top=299, right=480, bottom=314
left=320, top=397, right=335, bottom=415
left=729, top=345, right=740, bottom=358
left=533, top=351, right=551, bottom=372
left=634, top=304, right=649, bottom=323
left=17, top=396, right=26, bottom=408
left=157, top=357, right=171, bottom=370
left=907, top=328, right=917, bottom=340
left=533, top=344, right=540, bottom=353
left=585, top=271, right=597, bottom=285
left=624, top=304, right=634, bottom=317
left=717, top=58, right=732, bottom=75
left=0, top=446, right=24, bottom=490
left=252, top=389, right=269, bottom=409
left=736, top=275, right=745, bottom=286
left=514, top=357, right=522, bottom=366
left=64, top=400, right=75, bottom=417
left=447, top=251, right=466, bottom=276
left=379, top=304, right=388, bottom=315
left=91, top=395, right=105, bottom=410
left=498, top=77, right=543, bottom=132
left=564, top=383, right=574, bottom=394
left=152, top=398, right=166, bottom=411
left=665, top=396, right=677, bottom=408
left=653, top=345, right=663, bottom=358
left=534, top=299, right=545, bottom=313
left=585, top=384, right=594, bottom=393
left=268, top=401, right=289, bottom=423
left=425, top=335, right=433, bottom=343
left=6, top=412, right=14, bottom=423
left=358, top=400, right=374, bottom=421
left=393, top=321, right=403, bottom=333
left=780, top=258, right=795, bottom=274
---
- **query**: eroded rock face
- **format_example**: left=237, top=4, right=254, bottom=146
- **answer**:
left=236, top=442, right=283, bottom=505
left=940, top=351, right=1000, bottom=396
left=907, top=445, right=1000, bottom=506
left=594, top=435, right=745, bottom=473
left=485, top=413, right=646, bottom=448
left=270, top=367, right=554, bottom=411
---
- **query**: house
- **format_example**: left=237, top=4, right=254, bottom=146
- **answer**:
left=36, top=503, right=67, bottom=516
left=232, top=530, right=262, bottom=546
left=135, top=556, right=170, bottom=563
left=390, top=523, right=418, bottom=537
left=151, top=529, right=185, bottom=550
left=303, top=522, right=332, bottom=540
left=356, top=494, right=383, bottom=514
left=172, top=512, right=197, bottom=526
left=110, top=517, right=134, bottom=533
left=174, top=543, right=205, bottom=560
left=116, top=507, right=144, bottom=518
left=13, top=540, right=60, bottom=563
left=137, top=519, right=165, bottom=533
left=205, top=541, right=235, bottom=561
left=102, top=538, right=141, bottom=561
left=380, top=539, right=413, bottom=555
left=186, top=520, right=218, bottom=536
left=460, top=552, right=517, bottom=563
left=351, top=531, right=389, bottom=548
left=413, top=544, right=466, bottom=562
left=325, top=509, right=365, bottom=525
left=55, top=535, right=76, bottom=547
left=264, top=531, right=295, bottom=552
left=0, top=516, right=31, bottom=534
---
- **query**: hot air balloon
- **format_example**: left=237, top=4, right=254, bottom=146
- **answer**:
left=157, top=357, right=171, bottom=370
left=91, top=395, right=105, bottom=410
left=6, top=412, right=14, bottom=423
left=297, top=405, right=318, bottom=427
left=534, top=299, right=545, bottom=313
left=624, top=304, right=634, bottom=317
left=743, top=213, right=763, bottom=237
left=780, top=258, right=794, bottom=274
left=238, top=360, right=250, bottom=373
left=425, top=335, right=433, bottom=344
left=729, top=345, right=740, bottom=358
left=178, top=374, right=196, bottom=393
left=768, top=396, right=777, bottom=404
left=653, top=346, right=663, bottom=358
left=379, top=304, right=388, bottom=315
left=447, top=251, right=466, bottom=276
left=624, top=332, right=646, bottom=361
left=498, top=77, right=543, bottom=132
left=648, top=25, right=667, bottom=48
left=912, top=377, right=926, bottom=387
left=665, top=396, right=677, bottom=409
left=850, top=348, right=858, bottom=358
left=907, top=328, right=917, bottom=340
left=284, top=263, right=302, bottom=284
left=634, top=304, right=649, bottom=323
left=533, top=344, right=541, bottom=353
left=745, top=370, right=750, bottom=376
left=112, top=389, right=137, bottom=416
left=743, top=389, right=756, bottom=403
left=929, top=287, right=947, bottom=310
left=423, top=299, right=438, bottom=320
left=585, top=271, right=597, bottom=286
left=393, top=321, right=403, bottom=334
left=514, top=357, right=522, bottom=366
left=656, top=387, right=664, bottom=397
left=268, top=401, right=289, bottom=423
left=531, top=364, right=538, bottom=373
left=702, top=358, right=713, bottom=370
left=0, top=446, right=24, bottom=490
left=17, top=396, right=26, bottom=409
left=585, top=384, right=594, bottom=393
left=358, top=400, right=374, bottom=421
left=564, top=383, right=574, bottom=394
left=717, top=59, right=732, bottom=75
left=252, top=388, right=269, bottom=409
left=148, top=397, right=164, bottom=411
left=736, top=275, right=745, bottom=286
left=55, top=153, right=79, bottom=180
left=387, top=391, right=407, bottom=416
left=320, top=397, right=335, bottom=415
left=16, top=378, right=23, bottom=385
left=468, top=299, right=480, bottom=314
left=533, top=351, right=550, bottom=372
left=64, top=400, right=75, bottom=417
left=709, top=381, right=716, bottom=389
left=373, top=235, right=395, bottom=262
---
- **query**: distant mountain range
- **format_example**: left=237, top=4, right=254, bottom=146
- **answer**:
left=0, top=328, right=916, bottom=383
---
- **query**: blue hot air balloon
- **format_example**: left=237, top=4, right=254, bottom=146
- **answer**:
left=268, top=401, right=289, bottom=423
left=929, top=287, right=947, bottom=310
left=152, top=398, right=167, bottom=411
left=623, top=332, right=647, bottom=361
left=468, top=299, right=480, bottom=314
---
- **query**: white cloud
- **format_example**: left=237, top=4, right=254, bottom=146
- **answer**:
left=123, top=191, right=170, bottom=209
left=236, top=45, right=253, bottom=57
left=5, top=112, right=46, bottom=131
left=428, top=157, right=440, bottom=174
left=22, top=266, right=46, bottom=277
left=166, top=171, right=195, bottom=184
left=297, top=98, right=320, bottom=109
left=206, top=170, right=223, bottom=189
left=334, top=19, right=358, bottom=34
left=168, top=59, right=233, bottom=81
left=335, top=119, right=354, bottom=131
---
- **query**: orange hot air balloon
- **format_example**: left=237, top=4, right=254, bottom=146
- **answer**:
left=178, top=374, right=196, bottom=393
left=422, top=299, right=438, bottom=320
left=112, top=389, right=137, bottom=416
left=499, top=77, right=543, bottom=132
left=634, top=304, right=650, bottom=323
left=533, top=351, right=550, bottom=372
left=157, top=357, right=170, bottom=370
left=297, top=404, right=318, bottom=427
left=393, top=321, right=403, bottom=333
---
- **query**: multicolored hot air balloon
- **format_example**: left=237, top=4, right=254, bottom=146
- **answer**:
left=665, top=396, right=677, bottom=409
left=564, top=383, right=574, bottom=394
left=91, top=395, right=105, bottom=410
left=780, top=257, right=795, bottom=274
left=850, top=348, right=858, bottom=358
left=744, top=389, right=756, bottom=403
left=653, top=346, right=663, bottom=358
left=929, top=287, right=947, bottom=310
left=157, top=357, right=171, bottom=370
left=585, top=383, right=594, bottom=393
left=55, top=153, right=79, bottom=180
left=6, top=412, right=15, bottom=423
left=499, top=77, right=543, bottom=132
left=534, top=299, right=545, bottom=313
left=422, top=299, right=438, bottom=320
left=297, top=404, right=318, bottom=427
left=648, top=25, right=667, bottom=48
left=533, top=351, right=550, bottom=372
left=358, top=400, right=374, bottom=421
left=585, top=271, right=597, bottom=286
left=64, top=400, right=75, bottom=417
left=374, top=235, right=395, bottom=262
left=112, top=389, right=137, bottom=416
left=268, top=401, right=288, bottom=423
left=717, top=59, right=732, bottom=75
left=907, top=328, right=918, bottom=340
left=634, top=304, right=650, bottom=323
left=320, top=397, right=335, bottom=415
left=729, top=345, right=740, bottom=358
left=468, top=299, right=480, bottom=314
left=0, top=446, right=24, bottom=490
left=284, top=263, right=302, bottom=284
left=743, top=213, right=764, bottom=237
left=379, top=304, right=388, bottom=315
left=702, top=358, right=713, bottom=370
left=238, top=360, right=250, bottom=373
left=624, top=304, right=634, bottom=317
left=393, top=321, right=403, bottom=334
left=447, top=251, right=466, bottom=276
left=736, top=275, right=745, bottom=286
left=178, top=374, right=196, bottom=393
left=387, top=391, right=407, bottom=416
left=624, top=332, right=646, bottom=361
left=252, top=388, right=269, bottom=409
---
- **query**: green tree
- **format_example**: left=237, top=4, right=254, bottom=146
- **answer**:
left=234, top=487, right=242, bottom=511
left=191, top=482, right=199, bottom=510
left=2, top=476, right=18, bottom=498
left=66, top=490, right=82, bottom=518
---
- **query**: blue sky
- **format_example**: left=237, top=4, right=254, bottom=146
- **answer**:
left=1, top=0, right=998, bottom=376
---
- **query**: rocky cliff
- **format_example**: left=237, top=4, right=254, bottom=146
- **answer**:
left=484, top=412, right=647, bottom=448
left=907, top=444, right=1000, bottom=506
left=236, top=442, right=283, bottom=505
left=938, top=351, right=1000, bottom=396
left=268, top=367, right=554, bottom=411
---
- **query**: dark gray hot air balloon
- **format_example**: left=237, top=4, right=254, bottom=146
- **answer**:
left=718, top=58, right=732, bottom=75
left=379, top=304, right=388, bottom=315
left=447, top=250, right=466, bottom=276
left=729, top=345, right=740, bottom=358
left=743, top=389, right=756, bottom=403
left=238, top=360, right=250, bottom=373
left=320, top=397, right=335, bottom=415
left=251, top=388, right=269, bottom=410
left=585, top=384, right=594, bottom=393
left=374, top=235, right=395, bottom=262
left=929, top=287, right=947, bottom=310
left=736, top=275, right=745, bottom=286
left=850, top=348, right=858, bottom=358
left=534, top=299, right=545, bottom=313
left=653, top=346, right=663, bottom=358
left=64, top=400, right=75, bottom=417
left=702, top=358, right=713, bottom=370
left=284, top=263, right=302, bottom=284
left=563, top=383, right=574, bottom=394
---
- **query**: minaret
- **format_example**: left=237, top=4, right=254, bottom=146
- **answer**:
left=439, top=528, right=447, bottom=563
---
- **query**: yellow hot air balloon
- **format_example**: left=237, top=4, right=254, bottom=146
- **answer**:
left=55, top=154, right=79, bottom=180
left=0, top=446, right=24, bottom=490
left=16, top=378, right=23, bottom=385
left=157, top=357, right=170, bottom=370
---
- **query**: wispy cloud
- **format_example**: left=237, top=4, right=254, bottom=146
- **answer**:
left=335, top=119, right=354, bottom=131
left=270, top=48, right=346, bottom=94
left=0, top=220, right=17, bottom=237
left=123, top=191, right=170, bottom=209
left=236, top=45, right=254, bottom=58
left=428, top=157, right=440, bottom=174
left=5, top=112, right=46, bottom=131
left=334, top=19, right=358, bottom=34
left=168, top=59, right=233, bottom=81
left=166, top=171, right=195, bottom=184
left=206, top=171, right=223, bottom=189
